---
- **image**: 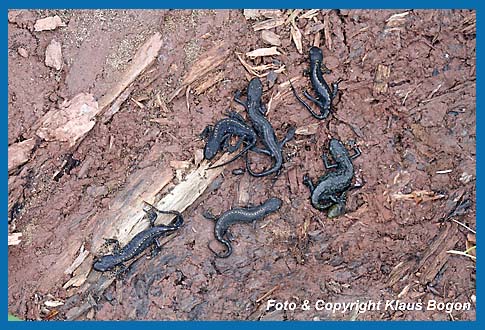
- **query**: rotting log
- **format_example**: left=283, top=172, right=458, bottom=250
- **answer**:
left=62, top=153, right=232, bottom=319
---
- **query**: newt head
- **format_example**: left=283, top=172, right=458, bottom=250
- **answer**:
left=263, top=197, right=283, bottom=212
left=328, top=138, right=348, bottom=156
left=247, top=77, right=263, bottom=101
left=309, top=46, right=323, bottom=62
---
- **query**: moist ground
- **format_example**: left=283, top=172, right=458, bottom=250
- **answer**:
left=8, top=9, right=476, bottom=320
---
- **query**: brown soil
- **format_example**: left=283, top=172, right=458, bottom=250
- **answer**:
left=8, top=9, right=476, bottom=321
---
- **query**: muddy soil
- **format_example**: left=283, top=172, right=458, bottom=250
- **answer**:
left=8, top=10, right=476, bottom=320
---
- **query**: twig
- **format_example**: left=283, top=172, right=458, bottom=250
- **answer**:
left=256, top=285, right=280, bottom=303
left=451, top=219, right=476, bottom=234
left=447, top=249, right=476, bottom=261
left=186, top=85, right=191, bottom=112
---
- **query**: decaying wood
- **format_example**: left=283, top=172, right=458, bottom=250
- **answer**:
left=63, top=153, right=233, bottom=319
left=237, top=172, right=251, bottom=205
left=8, top=138, right=36, bottom=173
left=285, top=10, right=302, bottom=25
left=236, top=52, right=285, bottom=78
left=98, top=33, right=163, bottom=111
left=299, top=10, right=319, bottom=20
left=246, top=47, right=281, bottom=58
left=91, top=166, right=175, bottom=249
left=295, top=122, right=319, bottom=135
left=267, top=77, right=301, bottom=110
left=373, top=64, right=391, bottom=95
left=290, top=22, right=303, bottom=54
left=415, top=223, right=460, bottom=284
left=385, top=11, right=410, bottom=30
left=313, top=31, right=321, bottom=48
left=64, top=244, right=89, bottom=276
left=386, top=222, right=461, bottom=288
left=243, top=10, right=283, bottom=20
left=252, top=17, right=286, bottom=31
left=194, top=71, right=225, bottom=95
left=391, top=190, right=446, bottom=203
left=261, top=30, right=282, bottom=46
left=101, top=85, right=134, bottom=124
left=323, top=14, right=333, bottom=51
left=168, top=41, right=231, bottom=101
left=304, top=21, right=325, bottom=35
left=386, top=258, right=418, bottom=287
left=287, top=167, right=299, bottom=194
left=128, top=153, right=232, bottom=237
left=181, top=42, right=230, bottom=85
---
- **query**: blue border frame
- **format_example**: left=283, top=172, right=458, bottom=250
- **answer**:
left=4, top=1, right=478, bottom=328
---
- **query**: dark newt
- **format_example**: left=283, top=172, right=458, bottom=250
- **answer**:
left=201, top=111, right=257, bottom=169
left=303, top=138, right=361, bottom=216
left=290, top=46, right=340, bottom=120
left=234, top=77, right=295, bottom=177
left=203, top=197, right=282, bottom=258
left=93, top=204, right=184, bottom=272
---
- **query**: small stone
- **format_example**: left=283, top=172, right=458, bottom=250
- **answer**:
left=86, top=185, right=108, bottom=198
left=34, top=15, right=66, bottom=32
left=17, top=47, right=28, bottom=58
left=459, top=172, right=474, bottom=184
left=45, top=39, right=63, bottom=70
left=261, top=30, right=281, bottom=46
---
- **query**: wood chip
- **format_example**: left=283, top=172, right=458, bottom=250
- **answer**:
left=243, top=9, right=261, bottom=20
left=285, top=9, right=302, bottom=25
left=304, top=21, right=325, bottom=35
left=252, top=17, right=286, bottom=31
left=45, top=39, right=62, bottom=70
left=8, top=138, right=36, bottom=173
left=168, top=41, right=231, bottom=101
left=295, top=122, right=319, bottom=135
left=8, top=232, right=22, bottom=246
left=290, top=22, right=303, bottom=54
left=386, top=259, right=417, bottom=287
left=260, top=10, right=283, bottom=19
left=44, top=300, right=64, bottom=308
left=313, top=31, right=321, bottom=48
left=299, top=10, right=320, bottom=20
left=169, top=160, right=191, bottom=170
left=373, top=64, right=391, bottom=95
left=34, top=15, right=66, bottom=31
left=62, top=268, right=90, bottom=289
left=244, top=10, right=283, bottom=20
left=323, top=14, right=333, bottom=51
left=391, top=190, right=446, bottom=203
left=182, top=41, right=230, bottom=86
left=149, top=117, right=171, bottom=126
left=261, top=30, right=282, bottom=46
left=64, top=245, right=89, bottom=275
left=385, top=11, right=410, bottom=29
left=238, top=173, right=251, bottom=205
left=36, top=93, right=100, bottom=147
left=246, top=47, right=281, bottom=58
left=101, top=85, right=133, bottom=124
left=193, top=149, right=204, bottom=166
left=287, top=167, right=299, bottom=194
left=130, top=97, right=145, bottom=109
left=236, top=52, right=285, bottom=78
left=194, top=71, right=224, bottom=95
left=98, top=33, right=163, bottom=111
left=185, top=85, right=191, bottom=112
